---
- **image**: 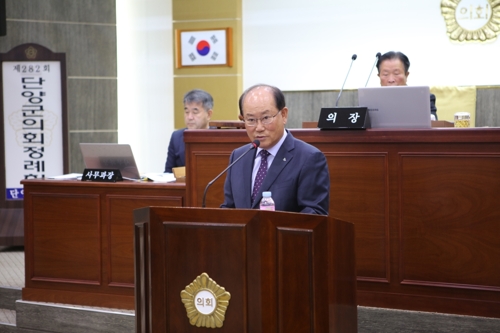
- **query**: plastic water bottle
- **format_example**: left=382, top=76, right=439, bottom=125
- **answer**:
left=260, top=191, right=275, bottom=211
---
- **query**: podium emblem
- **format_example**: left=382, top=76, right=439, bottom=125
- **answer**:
left=180, top=272, right=231, bottom=328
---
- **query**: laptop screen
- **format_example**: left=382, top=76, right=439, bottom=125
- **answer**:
left=79, top=143, right=141, bottom=180
left=358, top=86, right=431, bottom=129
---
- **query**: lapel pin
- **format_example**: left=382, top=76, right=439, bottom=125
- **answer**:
left=283, top=158, right=286, bottom=161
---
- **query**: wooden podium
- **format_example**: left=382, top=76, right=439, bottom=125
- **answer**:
left=134, top=207, right=357, bottom=333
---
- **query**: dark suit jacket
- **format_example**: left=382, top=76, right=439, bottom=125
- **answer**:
left=220, top=131, right=330, bottom=215
left=164, top=128, right=186, bottom=173
left=430, top=94, right=438, bottom=120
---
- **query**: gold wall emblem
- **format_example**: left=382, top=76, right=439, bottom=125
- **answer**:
left=24, top=46, right=38, bottom=59
left=441, top=0, right=500, bottom=42
left=180, top=272, right=231, bottom=328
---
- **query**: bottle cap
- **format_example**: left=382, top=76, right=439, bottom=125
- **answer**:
left=262, top=191, right=272, bottom=197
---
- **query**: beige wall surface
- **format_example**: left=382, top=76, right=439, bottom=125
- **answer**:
left=172, top=0, right=242, bottom=128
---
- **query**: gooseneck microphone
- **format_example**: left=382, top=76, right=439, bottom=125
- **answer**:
left=201, top=140, right=260, bottom=208
left=365, top=52, right=382, bottom=87
left=335, top=54, right=357, bottom=107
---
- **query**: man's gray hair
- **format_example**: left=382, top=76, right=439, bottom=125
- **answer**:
left=184, top=89, right=214, bottom=111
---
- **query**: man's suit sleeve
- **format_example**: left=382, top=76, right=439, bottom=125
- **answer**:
left=296, top=149, right=330, bottom=215
left=220, top=151, right=236, bottom=208
left=163, top=133, right=177, bottom=173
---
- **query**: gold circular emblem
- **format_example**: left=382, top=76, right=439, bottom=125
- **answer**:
left=441, top=0, right=500, bottom=42
left=25, top=46, right=38, bottom=59
left=180, top=272, right=231, bottom=328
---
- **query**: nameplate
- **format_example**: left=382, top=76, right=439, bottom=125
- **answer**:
left=81, top=169, right=123, bottom=182
left=318, top=107, right=370, bottom=129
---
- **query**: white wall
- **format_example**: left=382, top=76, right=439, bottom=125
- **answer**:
left=116, top=0, right=173, bottom=174
left=243, top=0, right=500, bottom=90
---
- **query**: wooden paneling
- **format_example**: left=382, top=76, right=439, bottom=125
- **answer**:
left=0, top=208, right=24, bottom=246
left=106, top=195, right=184, bottom=287
left=31, top=193, right=101, bottom=284
left=162, top=220, right=248, bottom=333
left=21, top=127, right=500, bottom=317
left=399, top=154, right=500, bottom=289
left=185, top=131, right=248, bottom=207
left=22, top=179, right=186, bottom=309
left=326, top=153, right=389, bottom=282
left=134, top=207, right=355, bottom=333
left=277, top=228, right=326, bottom=333
left=184, top=127, right=500, bottom=318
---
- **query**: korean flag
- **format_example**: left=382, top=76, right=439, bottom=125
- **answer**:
left=180, top=29, right=228, bottom=66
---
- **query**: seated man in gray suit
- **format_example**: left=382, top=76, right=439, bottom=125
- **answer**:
left=164, top=89, right=213, bottom=173
left=220, top=84, right=330, bottom=215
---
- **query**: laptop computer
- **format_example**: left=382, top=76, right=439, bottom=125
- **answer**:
left=79, top=143, right=141, bottom=180
left=358, top=86, right=431, bottom=129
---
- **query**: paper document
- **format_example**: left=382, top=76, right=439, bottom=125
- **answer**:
left=143, top=172, right=176, bottom=183
left=47, top=173, right=83, bottom=180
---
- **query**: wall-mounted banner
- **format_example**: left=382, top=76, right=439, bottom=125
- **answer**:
left=175, top=28, right=232, bottom=68
left=441, top=0, right=500, bottom=42
left=1, top=44, right=68, bottom=201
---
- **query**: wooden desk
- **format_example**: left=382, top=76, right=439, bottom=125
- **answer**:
left=21, top=179, right=185, bottom=309
left=185, top=127, right=500, bottom=318
left=0, top=207, right=23, bottom=246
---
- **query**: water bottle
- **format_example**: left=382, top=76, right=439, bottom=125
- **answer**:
left=260, top=191, right=275, bottom=211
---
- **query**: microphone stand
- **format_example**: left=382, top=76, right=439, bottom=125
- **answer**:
left=201, top=140, right=259, bottom=208
left=365, top=52, right=381, bottom=87
left=335, top=54, right=357, bottom=107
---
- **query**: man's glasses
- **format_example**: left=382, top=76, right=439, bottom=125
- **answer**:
left=244, top=109, right=282, bottom=127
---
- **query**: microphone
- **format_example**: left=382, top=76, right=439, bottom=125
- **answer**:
left=201, top=140, right=260, bottom=208
left=365, top=52, right=381, bottom=87
left=335, top=54, right=357, bottom=107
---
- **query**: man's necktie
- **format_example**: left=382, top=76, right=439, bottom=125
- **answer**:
left=252, top=150, right=270, bottom=203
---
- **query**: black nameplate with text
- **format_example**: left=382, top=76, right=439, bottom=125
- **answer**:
left=318, top=107, right=370, bottom=129
left=81, top=169, right=123, bottom=182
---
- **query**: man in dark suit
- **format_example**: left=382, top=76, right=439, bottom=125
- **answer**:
left=220, top=84, right=330, bottom=215
left=377, top=51, right=438, bottom=120
left=164, top=89, right=213, bottom=173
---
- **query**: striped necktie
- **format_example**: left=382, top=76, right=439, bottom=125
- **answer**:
left=252, top=150, right=270, bottom=203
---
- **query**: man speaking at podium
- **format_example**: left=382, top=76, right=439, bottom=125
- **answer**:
left=220, top=84, right=330, bottom=215
left=377, top=51, right=438, bottom=120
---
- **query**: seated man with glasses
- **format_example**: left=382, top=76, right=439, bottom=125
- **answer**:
left=164, top=89, right=213, bottom=173
left=220, top=84, right=330, bottom=215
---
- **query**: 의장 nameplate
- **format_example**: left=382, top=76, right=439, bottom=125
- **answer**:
left=318, top=107, right=370, bottom=129
left=81, top=169, right=123, bottom=182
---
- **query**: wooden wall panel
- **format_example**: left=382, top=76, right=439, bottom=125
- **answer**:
left=190, top=152, right=235, bottom=207
left=327, top=153, right=389, bottom=282
left=185, top=132, right=247, bottom=207
left=162, top=221, right=247, bottom=333
left=22, top=180, right=186, bottom=309
left=134, top=207, right=353, bottom=333
left=400, top=154, right=500, bottom=289
left=184, top=128, right=500, bottom=318
left=107, top=195, right=184, bottom=287
left=277, top=228, right=328, bottom=333
left=31, top=193, right=101, bottom=284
